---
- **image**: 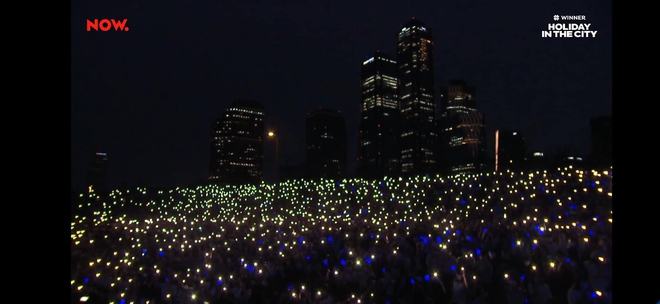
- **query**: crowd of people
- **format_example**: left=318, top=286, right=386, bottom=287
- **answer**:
left=71, top=167, right=612, bottom=304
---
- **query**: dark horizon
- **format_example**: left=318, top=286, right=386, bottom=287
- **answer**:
left=71, top=1, right=612, bottom=191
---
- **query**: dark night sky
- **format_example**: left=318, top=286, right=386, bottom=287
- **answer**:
left=71, top=0, right=611, bottom=190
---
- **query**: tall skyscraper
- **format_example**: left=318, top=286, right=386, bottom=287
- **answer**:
left=439, top=80, right=486, bottom=174
left=306, top=109, right=347, bottom=179
left=439, top=80, right=477, bottom=119
left=87, top=152, right=108, bottom=191
left=495, top=129, right=526, bottom=172
left=590, top=115, right=612, bottom=168
left=209, top=99, right=265, bottom=184
left=358, top=52, right=400, bottom=178
left=397, top=18, right=436, bottom=175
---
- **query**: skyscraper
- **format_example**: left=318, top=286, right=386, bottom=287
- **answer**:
left=439, top=80, right=486, bottom=174
left=495, top=129, right=526, bottom=172
left=209, top=99, right=265, bottom=184
left=87, top=152, right=108, bottom=191
left=589, top=115, right=612, bottom=168
left=306, top=109, right=347, bottom=179
left=358, top=52, right=399, bottom=178
left=397, top=18, right=436, bottom=175
left=439, top=80, right=477, bottom=119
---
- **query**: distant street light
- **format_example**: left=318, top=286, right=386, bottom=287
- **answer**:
left=268, top=131, right=279, bottom=183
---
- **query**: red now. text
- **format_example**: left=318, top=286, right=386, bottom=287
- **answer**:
left=86, top=19, right=129, bottom=32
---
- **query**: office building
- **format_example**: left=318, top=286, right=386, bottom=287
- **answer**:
left=397, top=18, right=437, bottom=175
left=306, top=109, right=347, bottom=179
left=209, top=99, right=265, bottom=184
left=443, top=112, right=487, bottom=174
left=86, top=152, right=108, bottom=191
left=439, top=80, right=477, bottom=119
left=495, top=129, right=526, bottom=172
left=358, top=52, right=400, bottom=178
left=590, top=115, right=612, bottom=168
left=439, top=80, right=486, bottom=174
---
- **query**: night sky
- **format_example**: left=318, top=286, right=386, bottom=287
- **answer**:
left=71, top=0, right=611, bottom=190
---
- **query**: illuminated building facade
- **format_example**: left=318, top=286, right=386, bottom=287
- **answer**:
left=589, top=115, right=612, bottom=168
left=86, top=152, right=108, bottom=191
left=397, top=18, right=436, bottom=175
left=358, top=52, right=400, bottom=178
left=495, top=129, right=526, bottom=172
left=306, top=109, right=347, bottom=179
left=209, top=99, right=265, bottom=184
left=439, top=80, right=486, bottom=174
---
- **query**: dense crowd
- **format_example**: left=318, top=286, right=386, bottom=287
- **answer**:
left=71, top=167, right=612, bottom=304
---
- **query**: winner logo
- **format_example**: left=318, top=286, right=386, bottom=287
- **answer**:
left=542, top=15, right=597, bottom=38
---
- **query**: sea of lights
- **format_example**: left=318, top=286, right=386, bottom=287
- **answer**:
left=71, top=167, right=612, bottom=303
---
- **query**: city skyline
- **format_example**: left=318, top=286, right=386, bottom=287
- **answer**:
left=72, top=1, right=612, bottom=190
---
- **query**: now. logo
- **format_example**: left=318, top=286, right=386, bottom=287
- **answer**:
left=86, top=19, right=129, bottom=32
